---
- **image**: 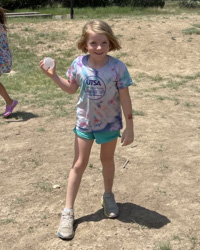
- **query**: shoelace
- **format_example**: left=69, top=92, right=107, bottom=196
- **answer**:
left=62, top=215, right=73, bottom=227
left=105, top=196, right=116, bottom=209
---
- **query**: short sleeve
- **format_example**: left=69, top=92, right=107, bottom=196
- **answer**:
left=116, top=61, right=133, bottom=89
left=66, top=58, right=78, bottom=84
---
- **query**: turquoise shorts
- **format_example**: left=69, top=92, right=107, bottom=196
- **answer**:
left=73, top=128, right=120, bottom=144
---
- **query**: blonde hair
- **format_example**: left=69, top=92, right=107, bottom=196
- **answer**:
left=77, top=20, right=121, bottom=53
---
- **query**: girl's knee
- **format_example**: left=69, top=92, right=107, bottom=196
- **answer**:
left=72, top=160, right=88, bottom=173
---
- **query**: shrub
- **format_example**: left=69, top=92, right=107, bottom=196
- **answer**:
left=59, top=0, right=166, bottom=8
left=1, top=0, right=166, bottom=10
left=180, top=0, right=200, bottom=8
left=1, top=0, right=51, bottom=10
left=132, top=0, right=165, bottom=8
left=62, top=0, right=109, bottom=8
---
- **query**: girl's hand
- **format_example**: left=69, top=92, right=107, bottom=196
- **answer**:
left=121, top=128, right=134, bottom=146
left=39, top=58, right=56, bottom=77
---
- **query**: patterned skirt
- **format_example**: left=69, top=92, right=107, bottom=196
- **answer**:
left=0, top=50, right=12, bottom=75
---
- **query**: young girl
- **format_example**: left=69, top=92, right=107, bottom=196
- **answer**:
left=0, top=6, right=18, bottom=118
left=40, top=20, right=134, bottom=240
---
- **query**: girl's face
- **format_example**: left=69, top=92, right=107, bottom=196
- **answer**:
left=85, top=31, right=110, bottom=61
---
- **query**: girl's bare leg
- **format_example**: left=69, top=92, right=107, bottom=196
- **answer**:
left=65, top=135, right=94, bottom=209
left=0, top=82, right=13, bottom=105
left=100, top=138, right=118, bottom=193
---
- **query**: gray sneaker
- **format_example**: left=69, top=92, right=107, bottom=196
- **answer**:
left=102, top=193, right=119, bottom=218
left=57, top=210, right=74, bottom=239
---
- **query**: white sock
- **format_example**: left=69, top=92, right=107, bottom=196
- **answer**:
left=64, top=208, right=74, bottom=213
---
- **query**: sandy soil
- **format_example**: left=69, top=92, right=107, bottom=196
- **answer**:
left=0, top=14, right=200, bottom=250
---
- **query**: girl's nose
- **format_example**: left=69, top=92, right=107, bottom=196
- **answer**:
left=97, top=45, right=102, bottom=50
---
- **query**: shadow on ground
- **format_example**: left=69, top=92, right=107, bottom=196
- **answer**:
left=75, top=202, right=170, bottom=229
left=2, top=111, right=38, bottom=122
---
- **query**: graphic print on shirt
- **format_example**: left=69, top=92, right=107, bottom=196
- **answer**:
left=83, top=75, right=106, bottom=100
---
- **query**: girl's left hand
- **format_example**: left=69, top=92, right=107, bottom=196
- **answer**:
left=121, top=128, right=134, bottom=146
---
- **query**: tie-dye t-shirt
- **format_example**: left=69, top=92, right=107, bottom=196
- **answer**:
left=66, top=55, right=133, bottom=132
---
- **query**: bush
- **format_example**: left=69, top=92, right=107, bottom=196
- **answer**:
left=1, top=0, right=165, bottom=10
left=111, top=0, right=131, bottom=6
left=132, top=0, right=165, bottom=8
left=1, top=0, right=51, bottom=10
left=61, top=0, right=109, bottom=8
left=180, top=0, right=200, bottom=8
left=66, top=0, right=165, bottom=8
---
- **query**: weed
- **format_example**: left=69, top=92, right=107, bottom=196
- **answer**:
left=134, top=72, right=148, bottom=83
left=11, top=197, right=26, bottom=208
left=38, top=127, right=46, bottom=132
left=172, top=97, right=180, bottom=105
left=125, top=62, right=132, bottom=67
left=172, top=234, right=181, bottom=241
left=21, top=27, right=35, bottom=32
left=156, top=241, right=172, bottom=250
left=88, top=163, right=94, bottom=169
left=190, top=236, right=197, bottom=249
left=150, top=74, right=163, bottom=82
left=162, top=162, right=169, bottom=169
left=132, top=109, right=145, bottom=116
left=154, top=95, right=180, bottom=105
left=28, top=226, right=34, bottom=233
left=32, top=181, right=53, bottom=192
left=115, top=52, right=127, bottom=59
left=162, top=79, right=186, bottom=90
left=0, top=158, right=7, bottom=163
left=30, top=158, right=39, bottom=168
left=182, top=27, right=200, bottom=35
left=0, top=218, right=15, bottom=225
left=184, top=102, right=195, bottom=108
left=191, top=85, right=200, bottom=93
left=156, top=96, right=167, bottom=101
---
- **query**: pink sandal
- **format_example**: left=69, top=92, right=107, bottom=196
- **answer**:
left=3, top=100, right=18, bottom=118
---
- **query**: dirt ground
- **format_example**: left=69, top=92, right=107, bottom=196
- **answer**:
left=0, top=14, right=200, bottom=250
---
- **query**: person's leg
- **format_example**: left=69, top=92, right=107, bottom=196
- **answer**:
left=100, top=138, right=118, bottom=193
left=58, top=135, right=94, bottom=239
left=0, top=79, right=18, bottom=117
left=0, top=82, right=13, bottom=105
left=65, top=135, right=94, bottom=209
left=100, top=138, right=119, bottom=218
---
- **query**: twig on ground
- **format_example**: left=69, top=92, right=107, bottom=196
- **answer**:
left=123, top=159, right=129, bottom=168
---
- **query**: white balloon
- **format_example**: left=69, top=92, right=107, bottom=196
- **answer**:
left=43, top=57, right=55, bottom=70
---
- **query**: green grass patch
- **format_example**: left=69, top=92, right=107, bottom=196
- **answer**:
left=0, top=218, right=15, bottom=225
left=133, top=109, right=146, bottom=116
left=161, top=79, right=187, bottom=90
left=182, top=23, right=200, bottom=35
left=154, top=95, right=180, bottom=105
left=182, top=27, right=200, bottom=35
left=193, top=23, right=200, bottom=28
left=157, top=241, right=172, bottom=250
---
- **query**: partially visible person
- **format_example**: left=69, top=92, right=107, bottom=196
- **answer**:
left=0, top=6, right=18, bottom=118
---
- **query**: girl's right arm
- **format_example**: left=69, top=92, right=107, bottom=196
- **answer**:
left=39, top=59, right=79, bottom=94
